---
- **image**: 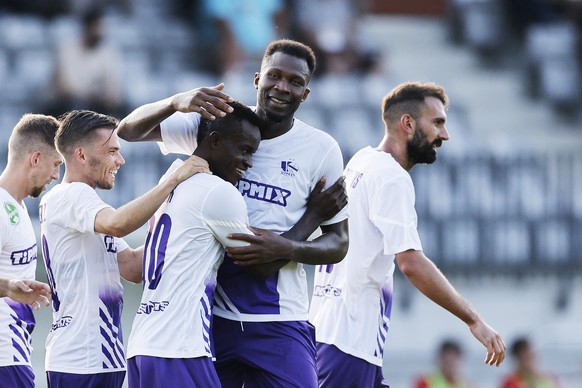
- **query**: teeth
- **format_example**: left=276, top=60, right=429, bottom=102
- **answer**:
left=271, top=97, right=286, bottom=103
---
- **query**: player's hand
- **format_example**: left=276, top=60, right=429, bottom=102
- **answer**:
left=172, top=155, right=211, bottom=183
left=8, top=279, right=51, bottom=310
left=306, top=176, right=348, bottom=223
left=469, top=320, right=506, bottom=367
left=171, top=83, right=234, bottom=120
left=226, top=226, right=294, bottom=266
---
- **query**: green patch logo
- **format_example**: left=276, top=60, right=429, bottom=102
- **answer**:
left=4, top=202, right=20, bottom=225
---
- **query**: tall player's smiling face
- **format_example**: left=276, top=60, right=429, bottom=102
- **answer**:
left=254, top=52, right=311, bottom=123
left=210, top=120, right=261, bottom=185
left=85, top=128, right=125, bottom=190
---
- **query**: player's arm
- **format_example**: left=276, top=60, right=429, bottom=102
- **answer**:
left=396, top=249, right=506, bottom=367
left=117, top=84, right=234, bottom=142
left=226, top=176, right=349, bottom=276
left=117, top=246, right=143, bottom=283
left=94, top=155, right=209, bottom=237
left=0, top=276, right=51, bottom=310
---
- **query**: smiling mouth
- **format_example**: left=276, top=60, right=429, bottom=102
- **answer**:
left=269, top=96, right=289, bottom=105
left=235, top=168, right=245, bottom=175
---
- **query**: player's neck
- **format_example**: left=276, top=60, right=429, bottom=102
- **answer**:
left=0, top=169, right=28, bottom=203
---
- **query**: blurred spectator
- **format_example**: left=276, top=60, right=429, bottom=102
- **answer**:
left=414, top=339, right=474, bottom=388
left=199, top=0, right=289, bottom=77
left=290, top=0, right=380, bottom=76
left=41, top=6, right=126, bottom=118
left=500, top=336, right=560, bottom=388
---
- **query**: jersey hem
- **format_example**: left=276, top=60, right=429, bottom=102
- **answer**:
left=213, top=310, right=309, bottom=322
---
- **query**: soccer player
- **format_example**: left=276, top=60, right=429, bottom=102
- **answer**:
left=117, top=39, right=348, bottom=387
left=126, top=101, right=261, bottom=387
left=309, top=81, right=506, bottom=387
left=0, top=113, right=62, bottom=388
left=40, top=110, right=209, bottom=388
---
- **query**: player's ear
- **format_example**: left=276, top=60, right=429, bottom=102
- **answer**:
left=73, top=146, right=87, bottom=163
left=253, top=73, right=260, bottom=89
left=208, top=131, right=221, bottom=148
left=301, top=87, right=310, bottom=102
left=30, top=151, right=42, bottom=167
left=400, top=114, right=415, bottom=137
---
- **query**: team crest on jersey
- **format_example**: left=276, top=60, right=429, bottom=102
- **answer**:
left=280, top=159, right=298, bottom=177
left=4, top=202, right=20, bottom=225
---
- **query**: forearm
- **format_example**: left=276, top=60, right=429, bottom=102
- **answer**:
left=0, top=277, right=9, bottom=297
left=117, top=96, right=175, bottom=142
left=399, top=252, right=479, bottom=326
left=118, top=246, right=143, bottom=283
left=97, top=176, right=179, bottom=237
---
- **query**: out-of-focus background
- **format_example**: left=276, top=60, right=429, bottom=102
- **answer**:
left=1, top=0, right=581, bottom=386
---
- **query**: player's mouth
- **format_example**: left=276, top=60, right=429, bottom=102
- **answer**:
left=235, top=167, right=245, bottom=176
left=268, top=95, right=290, bottom=106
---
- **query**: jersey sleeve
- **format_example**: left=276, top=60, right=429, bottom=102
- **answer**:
left=203, top=182, right=253, bottom=248
left=53, top=184, right=111, bottom=234
left=158, top=111, right=200, bottom=155
left=115, top=237, right=130, bottom=253
left=316, top=140, right=349, bottom=226
left=370, top=175, right=422, bottom=255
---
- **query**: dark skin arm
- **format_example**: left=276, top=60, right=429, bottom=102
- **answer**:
left=117, top=84, right=234, bottom=142
left=226, top=176, right=349, bottom=279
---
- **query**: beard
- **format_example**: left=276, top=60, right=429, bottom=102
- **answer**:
left=89, top=157, right=114, bottom=190
left=407, top=124, right=440, bottom=165
left=29, top=185, right=45, bottom=198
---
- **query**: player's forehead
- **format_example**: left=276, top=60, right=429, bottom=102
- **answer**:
left=262, top=52, right=310, bottom=79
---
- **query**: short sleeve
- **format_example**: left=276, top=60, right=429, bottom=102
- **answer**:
left=115, top=237, right=130, bottom=253
left=317, top=141, right=348, bottom=226
left=370, top=176, right=422, bottom=255
left=53, top=184, right=111, bottom=234
left=202, top=182, right=253, bottom=248
left=158, top=112, right=200, bottom=155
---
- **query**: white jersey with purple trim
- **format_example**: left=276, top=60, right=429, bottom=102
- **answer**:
left=159, top=111, right=347, bottom=322
left=309, top=146, right=423, bottom=367
left=0, top=188, right=37, bottom=368
left=40, top=182, right=129, bottom=374
left=127, top=159, right=252, bottom=359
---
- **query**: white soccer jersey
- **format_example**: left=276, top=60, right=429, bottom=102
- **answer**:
left=309, top=146, right=423, bottom=366
left=160, top=111, right=347, bottom=322
left=39, top=182, right=129, bottom=374
left=127, top=159, right=252, bottom=359
left=0, top=188, right=37, bottom=368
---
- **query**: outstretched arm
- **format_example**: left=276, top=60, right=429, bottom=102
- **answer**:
left=0, top=276, right=51, bottom=310
left=117, top=84, right=234, bottom=142
left=226, top=176, right=349, bottom=278
left=95, top=155, right=210, bottom=237
left=396, top=249, right=506, bottom=367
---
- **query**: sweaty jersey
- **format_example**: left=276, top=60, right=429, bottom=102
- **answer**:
left=309, top=146, right=423, bottom=366
left=159, top=111, right=347, bottom=321
left=0, top=188, right=37, bottom=368
left=127, top=159, right=252, bottom=359
left=40, top=182, right=129, bottom=374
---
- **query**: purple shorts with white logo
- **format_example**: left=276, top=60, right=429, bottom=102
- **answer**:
left=46, top=370, right=125, bottom=388
left=316, top=342, right=390, bottom=388
left=212, top=316, right=317, bottom=387
left=0, top=365, right=34, bottom=388
left=127, top=355, right=220, bottom=388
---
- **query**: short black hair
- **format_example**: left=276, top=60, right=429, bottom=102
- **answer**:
left=438, top=339, right=462, bottom=356
left=382, top=81, right=449, bottom=124
left=56, top=110, right=118, bottom=157
left=262, top=39, right=317, bottom=76
left=197, top=101, right=261, bottom=143
left=510, top=336, right=530, bottom=358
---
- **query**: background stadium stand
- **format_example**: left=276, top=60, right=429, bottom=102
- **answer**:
left=0, top=0, right=580, bottom=386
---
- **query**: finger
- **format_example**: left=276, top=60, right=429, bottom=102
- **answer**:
left=312, top=176, right=326, bottom=193
left=32, top=301, right=40, bottom=311
left=227, top=233, right=260, bottom=243
left=40, top=295, right=51, bottom=306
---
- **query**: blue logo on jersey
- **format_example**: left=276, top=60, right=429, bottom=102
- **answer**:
left=11, top=244, right=37, bottom=265
left=237, top=178, right=291, bottom=207
left=104, top=235, right=117, bottom=253
left=137, top=300, right=169, bottom=315
left=281, top=160, right=298, bottom=177
left=50, top=316, right=73, bottom=332
left=313, top=284, right=342, bottom=298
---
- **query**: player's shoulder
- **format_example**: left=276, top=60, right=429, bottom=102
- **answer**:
left=293, top=117, right=339, bottom=146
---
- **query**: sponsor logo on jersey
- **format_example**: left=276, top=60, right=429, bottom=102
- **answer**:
left=4, top=202, right=20, bottom=225
left=50, top=316, right=73, bottom=332
left=345, top=167, right=364, bottom=189
left=237, top=178, right=291, bottom=207
left=11, top=244, right=37, bottom=265
left=137, top=300, right=170, bottom=315
left=313, top=284, right=342, bottom=298
left=280, top=160, right=298, bottom=177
